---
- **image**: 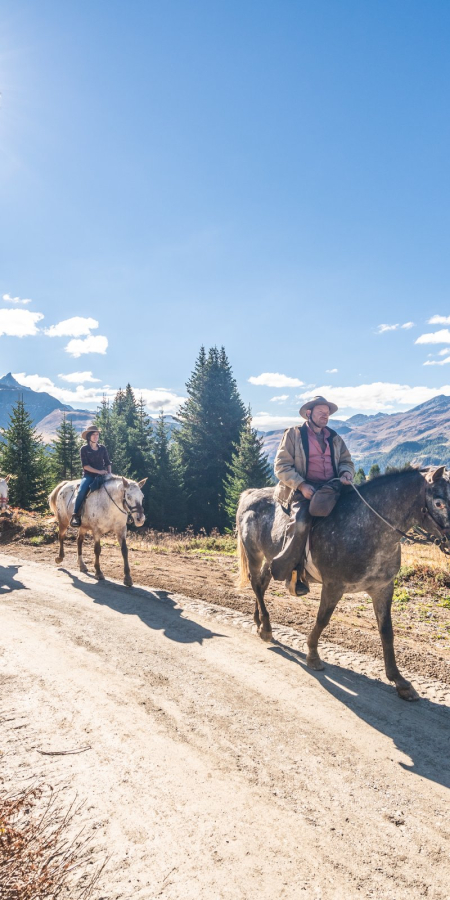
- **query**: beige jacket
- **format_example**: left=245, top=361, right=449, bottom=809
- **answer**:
left=274, top=423, right=355, bottom=506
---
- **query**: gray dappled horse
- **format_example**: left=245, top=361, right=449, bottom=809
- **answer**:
left=0, top=475, right=10, bottom=513
left=237, top=466, right=450, bottom=701
left=49, top=475, right=147, bottom=586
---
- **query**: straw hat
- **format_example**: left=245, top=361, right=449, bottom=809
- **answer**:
left=81, top=424, right=100, bottom=441
left=299, top=395, right=338, bottom=418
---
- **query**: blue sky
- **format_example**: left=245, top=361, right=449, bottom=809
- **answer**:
left=1, top=1, right=450, bottom=428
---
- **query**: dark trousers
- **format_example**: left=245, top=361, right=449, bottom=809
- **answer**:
left=73, top=474, right=104, bottom=515
left=271, top=493, right=311, bottom=582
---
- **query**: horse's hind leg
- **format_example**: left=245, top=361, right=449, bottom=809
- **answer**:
left=370, top=582, right=419, bottom=701
left=94, top=539, right=105, bottom=581
left=118, top=529, right=132, bottom=587
left=306, top=582, right=343, bottom=670
left=55, top=525, right=67, bottom=564
left=77, top=529, right=88, bottom=574
left=249, top=558, right=272, bottom=642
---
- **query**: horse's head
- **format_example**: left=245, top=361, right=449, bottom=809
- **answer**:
left=122, top=476, right=147, bottom=527
left=423, top=466, right=450, bottom=539
left=0, top=475, right=11, bottom=512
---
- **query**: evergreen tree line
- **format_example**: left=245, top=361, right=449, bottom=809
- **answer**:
left=0, top=346, right=273, bottom=531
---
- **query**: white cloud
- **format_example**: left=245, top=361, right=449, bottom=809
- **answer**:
left=270, top=394, right=289, bottom=402
left=11, top=373, right=185, bottom=415
left=428, top=315, right=450, bottom=325
left=252, top=413, right=301, bottom=430
left=249, top=372, right=304, bottom=387
left=65, top=335, right=108, bottom=357
left=298, top=382, right=450, bottom=412
left=376, top=322, right=414, bottom=334
left=376, top=324, right=399, bottom=333
left=0, top=309, right=43, bottom=337
left=415, top=329, right=450, bottom=345
left=46, top=316, right=99, bottom=337
left=423, top=357, right=450, bottom=366
left=326, top=368, right=338, bottom=373
left=58, top=371, right=101, bottom=383
left=439, top=348, right=449, bottom=355
left=2, top=293, right=32, bottom=305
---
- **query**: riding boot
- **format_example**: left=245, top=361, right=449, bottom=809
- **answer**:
left=271, top=497, right=311, bottom=585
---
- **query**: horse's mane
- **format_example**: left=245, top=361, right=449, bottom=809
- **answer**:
left=354, top=467, right=422, bottom=497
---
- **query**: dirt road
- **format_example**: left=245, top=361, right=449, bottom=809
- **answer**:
left=1, top=550, right=450, bottom=899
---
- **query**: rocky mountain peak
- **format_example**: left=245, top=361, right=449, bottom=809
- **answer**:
left=0, top=373, right=31, bottom=391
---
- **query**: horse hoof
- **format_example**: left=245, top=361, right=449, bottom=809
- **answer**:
left=258, top=628, right=273, bottom=643
left=396, top=683, right=420, bottom=702
left=55, top=556, right=63, bottom=564
left=79, top=565, right=88, bottom=574
left=96, top=572, right=105, bottom=581
left=306, top=654, right=325, bottom=671
left=124, top=577, right=133, bottom=587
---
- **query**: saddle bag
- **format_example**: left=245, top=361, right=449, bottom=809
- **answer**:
left=309, top=483, right=340, bottom=517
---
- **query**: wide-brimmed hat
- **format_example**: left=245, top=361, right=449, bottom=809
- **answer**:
left=81, top=424, right=100, bottom=440
left=299, top=395, right=338, bottom=418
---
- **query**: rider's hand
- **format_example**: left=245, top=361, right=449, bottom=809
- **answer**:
left=340, top=472, right=353, bottom=485
left=300, top=483, right=315, bottom=499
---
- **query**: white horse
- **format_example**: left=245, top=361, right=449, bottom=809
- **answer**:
left=49, top=475, right=147, bottom=586
left=0, top=475, right=10, bottom=513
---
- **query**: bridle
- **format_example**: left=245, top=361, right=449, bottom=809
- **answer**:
left=102, top=482, right=143, bottom=526
left=349, top=480, right=450, bottom=555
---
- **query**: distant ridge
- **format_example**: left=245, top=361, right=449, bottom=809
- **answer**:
left=0, top=372, right=72, bottom=431
left=261, top=395, right=450, bottom=472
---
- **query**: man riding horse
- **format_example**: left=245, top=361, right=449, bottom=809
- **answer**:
left=70, top=425, right=112, bottom=527
left=271, top=395, right=355, bottom=596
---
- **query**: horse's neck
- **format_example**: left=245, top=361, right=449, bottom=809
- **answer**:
left=362, top=474, right=424, bottom=531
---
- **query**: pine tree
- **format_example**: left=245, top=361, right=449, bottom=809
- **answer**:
left=94, top=396, right=115, bottom=461
left=368, top=463, right=381, bottom=480
left=0, top=398, right=50, bottom=510
left=224, top=412, right=273, bottom=527
left=148, top=413, right=186, bottom=530
left=176, top=346, right=246, bottom=531
left=51, top=414, right=81, bottom=482
left=354, top=467, right=366, bottom=485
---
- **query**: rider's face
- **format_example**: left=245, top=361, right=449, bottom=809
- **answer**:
left=90, top=431, right=100, bottom=443
left=309, top=405, right=330, bottom=427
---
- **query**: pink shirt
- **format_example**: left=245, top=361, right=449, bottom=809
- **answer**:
left=306, top=426, right=335, bottom=482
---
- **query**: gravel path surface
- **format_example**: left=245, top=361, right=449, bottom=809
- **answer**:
left=1, top=552, right=450, bottom=899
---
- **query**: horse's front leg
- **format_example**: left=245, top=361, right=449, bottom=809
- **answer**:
left=306, top=582, right=343, bottom=670
left=94, top=538, right=105, bottom=580
left=77, top=528, right=88, bottom=574
left=250, top=561, right=272, bottom=641
left=370, top=582, right=419, bottom=701
left=118, top=529, right=132, bottom=587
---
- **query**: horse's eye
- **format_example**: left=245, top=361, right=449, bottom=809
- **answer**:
left=435, top=499, right=445, bottom=509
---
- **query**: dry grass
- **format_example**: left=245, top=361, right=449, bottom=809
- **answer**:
left=0, top=784, right=105, bottom=900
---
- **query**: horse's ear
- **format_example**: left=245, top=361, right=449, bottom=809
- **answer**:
left=122, top=477, right=130, bottom=488
left=138, top=478, right=148, bottom=489
left=426, top=466, right=446, bottom=483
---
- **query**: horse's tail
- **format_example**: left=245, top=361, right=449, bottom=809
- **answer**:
left=236, top=527, right=250, bottom=589
left=48, top=481, right=68, bottom=517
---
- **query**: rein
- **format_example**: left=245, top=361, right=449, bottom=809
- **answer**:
left=102, top=482, right=139, bottom=526
left=349, top=481, right=450, bottom=555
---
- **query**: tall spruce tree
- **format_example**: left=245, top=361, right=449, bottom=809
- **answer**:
left=224, top=411, right=273, bottom=527
left=94, top=396, right=115, bottom=462
left=148, top=413, right=186, bottom=530
left=176, top=346, right=246, bottom=531
left=51, top=414, right=81, bottom=482
left=0, top=397, right=50, bottom=510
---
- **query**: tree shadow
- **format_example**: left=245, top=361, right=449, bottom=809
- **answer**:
left=60, top=569, right=224, bottom=645
left=269, top=640, right=450, bottom=790
left=0, top=564, right=28, bottom=595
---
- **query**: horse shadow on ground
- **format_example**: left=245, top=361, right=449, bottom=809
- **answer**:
left=0, top=564, right=28, bottom=595
left=269, top=640, right=450, bottom=791
left=60, top=569, right=225, bottom=646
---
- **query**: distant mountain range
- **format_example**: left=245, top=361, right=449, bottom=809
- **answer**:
left=2, top=372, right=450, bottom=471
left=261, top=395, right=450, bottom=472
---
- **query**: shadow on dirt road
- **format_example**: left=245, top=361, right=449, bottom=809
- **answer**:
left=0, top=564, right=27, bottom=595
left=270, top=641, right=450, bottom=791
left=60, top=568, right=225, bottom=645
